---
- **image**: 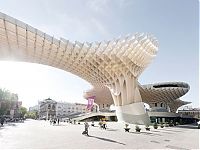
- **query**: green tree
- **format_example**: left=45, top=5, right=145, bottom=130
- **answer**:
left=19, top=106, right=27, bottom=117
left=0, top=88, right=19, bottom=116
left=25, top=111, right=37, bottom=119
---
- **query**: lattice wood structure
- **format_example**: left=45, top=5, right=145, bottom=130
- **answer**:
left=0, top=12, right=190, bottom=124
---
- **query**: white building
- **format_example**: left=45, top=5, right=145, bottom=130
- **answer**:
left=56, top=102, right=99, bottom=117
left=38, top=98, right=99, bottom=119
left=29, top=105, right=39, bottom=112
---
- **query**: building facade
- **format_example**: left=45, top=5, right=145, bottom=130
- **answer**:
left=38, top=98, right=99, bottom=120
left=38, top=98, right=57, bottom=120
left=178, top=108, right=200, bottom=120
left=29, top=105, right=39, bottom=112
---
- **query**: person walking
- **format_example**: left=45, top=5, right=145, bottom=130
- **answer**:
left=57, top=118, right=60, bottom=125
left=0, top=116, right=5, bottom=126
left=53, top=119, right=56, bottom=125
left=50, top=119, right=52, bottom=125
left=99, top=119, right=103, bottom=129
left=82, top=121, right=89, bottom=136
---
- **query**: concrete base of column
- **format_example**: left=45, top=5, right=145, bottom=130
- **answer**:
left=115, top=102, right=150, bottom=125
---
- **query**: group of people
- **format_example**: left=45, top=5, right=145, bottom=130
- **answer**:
left=82, top=119, right=107, bottom=136
left=50, top=118, right=60, bottom=125
left=99, top=119, right=107, bottom=129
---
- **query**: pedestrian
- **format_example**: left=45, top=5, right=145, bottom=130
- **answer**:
left=50, top=119, right=52, bottom=125
left=53, top=119, right=56, bottom=125
left=57, top=118, right=60, bottom=125
left=91, top=121, right=94, bottom=127
left=99, top=119, right=103, bottom=129
left=197, top=120, right=200, bottom=129
left=82, top=121, right=89, bottom=136
left=103, top=120, right=107, bottom=130
left=0, top=116, right=5, bottom=126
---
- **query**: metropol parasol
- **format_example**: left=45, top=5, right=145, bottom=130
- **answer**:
left=0, top=12, right=190, bottom=124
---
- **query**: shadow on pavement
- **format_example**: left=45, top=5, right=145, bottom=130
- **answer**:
left=174, top=125, right=198, bottom=129
left=129, top=131, right=162, bottom=136
left=90, top=125, right=99, bottom=127
left=106, top=128, right=118, bottom=131
left=0, top=123, right=17, bottom=128
left=6, top=123, right=17, bottom=127
left=166, top=145, right=190, bottom=150
left=88, top=135, right=126, bottom=145
left=150, top=140, right=160, bottom=144
left=0, top=126, right=5, bottom=130
left=161, top=128, right=183, bottom=132
left=52, top=124, right=66, bottom=126
left=151, top=130, right=173, bottom=135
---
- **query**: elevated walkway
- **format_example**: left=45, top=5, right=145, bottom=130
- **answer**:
left=147, top=111, right=180, bottom=117
left=71, top=111, right=116, bottom=121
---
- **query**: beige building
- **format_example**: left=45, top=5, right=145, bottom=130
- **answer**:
left=38, top=98, right=98, bottom=120
left=56, top=102, right=98, bottom=117
left=38, top=98, right=57, bottom=120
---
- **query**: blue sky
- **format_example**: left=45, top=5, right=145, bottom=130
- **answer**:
left=0, top=0, right=198, bottom=108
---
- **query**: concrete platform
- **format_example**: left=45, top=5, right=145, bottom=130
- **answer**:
left=0, top=119, right=199, bottom=149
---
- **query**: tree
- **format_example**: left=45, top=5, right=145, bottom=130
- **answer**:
left=25, top=111, right=37, bottom=119
left=0, top=88, right=19, bottom=116
left=19, top=106, right=27, bottom=118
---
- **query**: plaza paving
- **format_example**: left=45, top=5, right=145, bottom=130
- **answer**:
left=0, top=119, right=199, bottom=149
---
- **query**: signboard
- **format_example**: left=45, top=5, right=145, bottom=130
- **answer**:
left=87, top=96, right=95, bottom=111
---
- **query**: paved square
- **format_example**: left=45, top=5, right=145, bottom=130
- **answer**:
left=0, top=119, right=199, bottom=149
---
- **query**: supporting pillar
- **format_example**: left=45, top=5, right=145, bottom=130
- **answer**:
left=108, top=73, right=150, bottom=125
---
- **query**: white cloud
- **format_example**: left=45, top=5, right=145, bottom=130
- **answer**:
left=90, top=18, right=111, bottom=38
left=118, top=0, right=134, bottom=8
left=35, top=10, right=111, bottom=42
left=86, top=0, right=110, bottom=15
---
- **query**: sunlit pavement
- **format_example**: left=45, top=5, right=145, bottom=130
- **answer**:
left=0, top=119, right=199, bottom=149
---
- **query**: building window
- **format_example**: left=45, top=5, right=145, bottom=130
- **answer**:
left=160, top=103, right=163, bottom=107
left=155, top=103, right=157, bottom=107
left=107, top=104, right=109, bottom=107
left=103, top=104, right=104, bottom=108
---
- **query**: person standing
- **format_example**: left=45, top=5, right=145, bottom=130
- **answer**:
left=103, top=120, right=107, bottom=130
